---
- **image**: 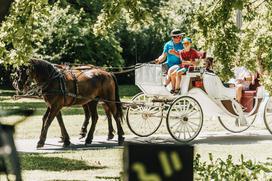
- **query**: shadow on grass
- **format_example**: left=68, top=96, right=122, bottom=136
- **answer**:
left=0, top=89, right=16, bottom=97
left=20, top=153, right=107, bottom=171
left=96, top=176, right=120, bottom=180
left=0, top=102, right=105, bottom=116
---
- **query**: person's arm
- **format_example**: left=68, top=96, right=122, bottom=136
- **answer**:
left=244, top=72, right=256, bottom=85
left=168, top=49, right=179, bottom=57
left=182, top=61, right=192, bottom=65
left=155, top=52, right=167, bottom=64
left=197, top=51, right=206, bottom=59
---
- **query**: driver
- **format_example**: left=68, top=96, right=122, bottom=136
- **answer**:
left=155, top=29, right=185, bottom=94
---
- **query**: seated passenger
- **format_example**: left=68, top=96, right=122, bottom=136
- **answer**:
left=169, top=37, right=205, bottom=94
left=155, top=29, right=185, bottom=94
left=233, top=66, right=255, bottom=104
left=204, top=57, right=214, bottom=73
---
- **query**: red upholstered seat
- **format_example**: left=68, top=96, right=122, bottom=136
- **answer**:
left=241, top=90, right=256, bottom=112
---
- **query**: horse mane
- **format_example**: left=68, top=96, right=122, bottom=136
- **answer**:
left=30, top=58, right=58, bottom=77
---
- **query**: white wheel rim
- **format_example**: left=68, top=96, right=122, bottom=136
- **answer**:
left=168, top=97, right=202, bottom=141
left=127, top=94, right=163, bottom=136
left=265, top=98, right=272, bottom=132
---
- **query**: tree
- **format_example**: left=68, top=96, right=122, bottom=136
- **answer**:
left=0, top=0, right=169, bottom=67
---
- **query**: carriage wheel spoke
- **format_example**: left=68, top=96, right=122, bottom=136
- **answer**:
left=187, top=108, right=199, bottom=115
left=184, top=101, right=195, bottom=113
left=170, top=119, right=182, bottom=129
left=175, top=102, right=184, bottom=113
left=185, top=124, right=192, bottom=138
left=187, top=120, right=200, bottom=127
left=188, top=121, right=198, bottom=132
left=149, top=107, right=161, bottom=115
left=177, top=123, right=183, bottom=138
left=171, top=107, right=185, bottom=117
left=174, top=121, right=183, bottom=135
left=183, top=124, right=186, bottom=139
left=184, top=107, right=196, bottom=116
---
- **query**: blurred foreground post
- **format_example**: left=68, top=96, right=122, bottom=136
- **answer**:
left=124, top=143, right=194, bottom=181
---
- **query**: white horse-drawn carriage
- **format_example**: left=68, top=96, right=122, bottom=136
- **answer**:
left=126, top=63, right=272, bottom=142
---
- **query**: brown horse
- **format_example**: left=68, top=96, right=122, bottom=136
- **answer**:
left=54, top=65, right=115, bottom=140
left=13, top=64, right=116, bottom=142
left=15, top=59, right=124, bottom=147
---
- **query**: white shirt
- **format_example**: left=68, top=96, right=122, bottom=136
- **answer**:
left=234, top=66, right=251, bottom=89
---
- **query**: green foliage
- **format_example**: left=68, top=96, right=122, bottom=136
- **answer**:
left=194, top=153, right=272, bottom=180
left=0, top=0, right=170, bottom=70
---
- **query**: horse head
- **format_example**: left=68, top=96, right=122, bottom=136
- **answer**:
left=12, top=64, right=33, bottom=94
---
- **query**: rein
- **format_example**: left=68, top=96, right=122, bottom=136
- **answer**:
left=56, top=61, right=154, bottom=74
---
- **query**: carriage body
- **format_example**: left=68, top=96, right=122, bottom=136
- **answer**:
left=127, top=63, right=272, bottom=142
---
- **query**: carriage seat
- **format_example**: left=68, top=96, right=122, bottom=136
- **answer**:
left=203, top=72, right=236, bottom=100
left=240, top=90, right=256, bottom=112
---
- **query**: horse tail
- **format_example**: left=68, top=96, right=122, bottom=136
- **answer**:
left=111, top=73, right=123, bottom=122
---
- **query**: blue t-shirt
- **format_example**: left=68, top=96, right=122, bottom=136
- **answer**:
left=163, top=40, right=183, bottom=67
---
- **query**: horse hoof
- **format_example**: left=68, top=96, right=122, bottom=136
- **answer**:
left=107, top=134, right=114, bottom=140
left=36, top=141, right=44, bottom=148
left=85, top=140, right=92, bottom=145
left=63, top=141, right=71, bottom=147
left=118, top=136, right=125, bottom=146
left=79, top=130, right=87, bottom=139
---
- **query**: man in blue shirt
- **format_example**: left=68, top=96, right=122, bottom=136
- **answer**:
left=155, top=29, right=184, bottom=93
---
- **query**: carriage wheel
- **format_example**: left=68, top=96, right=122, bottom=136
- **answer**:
left=126, top=92, right=163, bottom=137
left=264, top=97, right=272, bottom=134
left=166, top=96, right=203, bottom=142
left=218, top=115, right=256, bottom=133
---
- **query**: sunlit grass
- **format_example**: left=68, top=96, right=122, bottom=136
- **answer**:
left=21, top=153, right=106, bottom=171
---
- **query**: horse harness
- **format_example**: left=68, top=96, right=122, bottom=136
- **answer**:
left=39, top=66, right=81, bottom=106
left=59, top=69, right=79, bottom=106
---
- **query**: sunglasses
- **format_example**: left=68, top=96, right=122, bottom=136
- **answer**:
left=172, top=36, right=181, bottom=39
left=183, top=42, right=190, bottom=45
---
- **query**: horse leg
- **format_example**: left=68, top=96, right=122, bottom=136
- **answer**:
left=79, top=104, right=91, bottom=139
left=85, top=102, right=98, bottom=145
left=56, top=111, right=70, bottom=147
left=102, top=103, right=115, bottom=140
left=41, top=107, right=50, bottom=133
left=107, top=102, right=124, bottom=145
left=37, top=106, right=61, bottom=148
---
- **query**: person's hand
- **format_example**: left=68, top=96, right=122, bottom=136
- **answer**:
left=154, top=58, right=160, bottom=64
left=182, top=61, right=191, bottom=65
left=169, top=49, right=176, bottom=55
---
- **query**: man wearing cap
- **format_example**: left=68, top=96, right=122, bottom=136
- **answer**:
left=169, top=37, right=205, bottom=93
left=155, top=29, right=184, bottom=93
